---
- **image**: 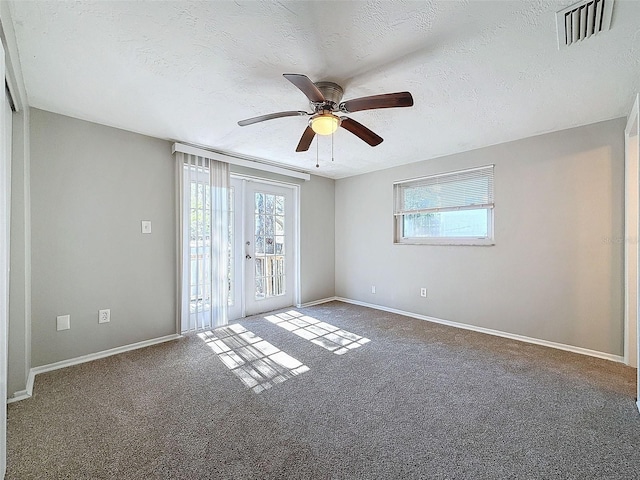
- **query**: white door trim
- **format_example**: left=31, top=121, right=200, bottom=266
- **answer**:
left=0, top=40, right=10, bottom=479
left=624, top=94, right=640, bottom=414
left=228, top=177, right=245, bottom=321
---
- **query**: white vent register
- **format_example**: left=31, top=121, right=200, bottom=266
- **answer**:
left=556, top=0, right=614, bottom=49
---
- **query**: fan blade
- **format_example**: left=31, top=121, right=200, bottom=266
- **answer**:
left=340, top=117, right=383, bottom=147
left=238, top=111, right=308, bottom=127
left=340, top=92, right=414, bottom=113
left=283, top=74, right=325, bottom=103
left=296, top=126, right=316, bottom=152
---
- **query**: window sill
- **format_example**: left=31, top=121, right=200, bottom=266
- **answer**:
left=394, top=238, right=495, bottom=246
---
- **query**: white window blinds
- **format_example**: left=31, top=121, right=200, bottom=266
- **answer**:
left=176, top=152, right=230, bottom=333
left=394, top=165, right=494, bottom=215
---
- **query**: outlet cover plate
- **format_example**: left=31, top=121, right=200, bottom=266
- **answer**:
left=99, top=309, right=111, bottom=324
left=141, top=220, right=152, bottom=234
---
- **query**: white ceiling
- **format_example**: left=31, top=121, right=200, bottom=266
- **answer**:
left=8, top=0, right=640, bottom=179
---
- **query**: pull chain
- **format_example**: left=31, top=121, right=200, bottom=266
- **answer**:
left=331, top=130, right=334, bottom=162
left=316, top=134, right=319, bottom=168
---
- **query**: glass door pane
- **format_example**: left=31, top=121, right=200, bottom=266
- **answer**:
left=254, top=192, right=286, bottom=300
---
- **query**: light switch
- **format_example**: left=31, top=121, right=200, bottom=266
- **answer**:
left=56, top=315, right=70, bottom=331
left=141, top=220, right=152, bottom=234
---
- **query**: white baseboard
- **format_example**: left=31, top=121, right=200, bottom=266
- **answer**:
left=7, top=389, right=30, bottom=404
left=335, top=297, right=625, bottom=364
left=297, top=296, right=338, bottom=308
left=8, top=333, right=182, bottom=403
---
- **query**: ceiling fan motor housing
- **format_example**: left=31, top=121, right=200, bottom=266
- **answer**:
left=313, top=81, right=344, bottom=111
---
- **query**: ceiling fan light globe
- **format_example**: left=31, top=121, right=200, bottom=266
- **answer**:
left=310, top=114, right=339, bottom=135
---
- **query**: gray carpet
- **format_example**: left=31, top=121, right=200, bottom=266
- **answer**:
left=6, top=301, right=640, bottom=479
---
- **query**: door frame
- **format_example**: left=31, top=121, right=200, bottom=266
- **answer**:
left=0, top=39, right=10, bottom=479
left=625, top=93, right=640, bottom=413
left=230, top=173, right=301, bottom=319
left=624, top=93, right=639, bottom=370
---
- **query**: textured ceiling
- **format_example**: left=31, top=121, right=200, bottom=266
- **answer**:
left=8, top=0, right=640, bottom=178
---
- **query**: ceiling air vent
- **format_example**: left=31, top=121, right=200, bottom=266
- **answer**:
left=556, top=0, right=614, bottom=49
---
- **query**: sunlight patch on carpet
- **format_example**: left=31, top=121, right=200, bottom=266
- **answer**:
left=264, top=310, right=370, bottom=354
left=199, top=324, right=309, bottom=393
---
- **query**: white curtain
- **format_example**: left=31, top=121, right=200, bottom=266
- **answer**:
left=176, top=152, right=230, bottom=332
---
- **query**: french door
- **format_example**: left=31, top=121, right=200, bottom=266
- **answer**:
left=229, top=177, right=297, bottom=320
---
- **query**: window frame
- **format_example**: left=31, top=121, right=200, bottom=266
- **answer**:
left=393, top=165, right=495, bottom=246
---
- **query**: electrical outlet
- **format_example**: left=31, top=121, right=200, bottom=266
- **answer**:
left=56, top=315, right=70, bottom=331
left=141, top=220, right=152, bottom=234
left=420, top=288, right=427, bottom=298
left=98, top=309, right=110, bottom=324
left=371, top=286, right=376, bottom=294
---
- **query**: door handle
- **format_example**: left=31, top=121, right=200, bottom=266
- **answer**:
left=246, top=254, right=252, bottom=260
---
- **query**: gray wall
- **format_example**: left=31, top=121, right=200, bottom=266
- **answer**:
left=335, top=118, right=625, bottom=356
left=30, top=109, right=177, bottom=367
left=299, top=174, right=335, bottom=303
left=28, top=109, right=335, bottom=368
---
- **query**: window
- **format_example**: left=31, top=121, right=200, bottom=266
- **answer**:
left=394, top=165, right=494, bottom=245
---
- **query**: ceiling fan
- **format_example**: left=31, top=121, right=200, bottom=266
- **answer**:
left=237, top=74, right=414, bottom=152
